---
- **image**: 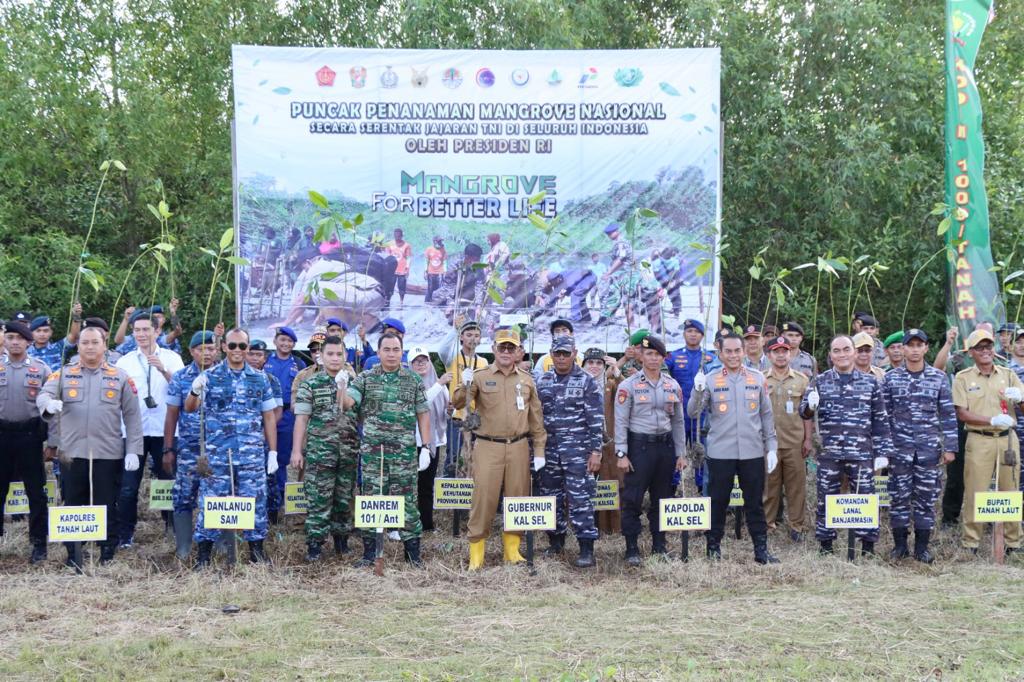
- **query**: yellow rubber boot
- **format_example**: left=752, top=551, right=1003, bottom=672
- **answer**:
left=468, top=539, right=486, bottom=570
left=502, top=532, right=525, bottom=564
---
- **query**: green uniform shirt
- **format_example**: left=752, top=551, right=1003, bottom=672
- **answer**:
left=348, top=366, right=428, bottom=448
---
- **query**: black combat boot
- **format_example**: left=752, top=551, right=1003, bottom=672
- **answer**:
left=403, top=538, right=423, bottom=567
left=706, top=534, right=722, bottom=560
left=624, top=535, right=641, bottom=567
left=305, top=541, right=323, bottom=562
left=353, top=535, right=376, bottom=568
left=753, top=535, right=780, bottom=565
left=248, top=540, right=269, bottom=564
left=574, top=539, right=596, bottom=568
left=99, top=543, right=117, bottom=565
left=913, top=529, right=934, bottom=564
left=651, top=532, right=668, bottom=555
left=861, top=540, right=875, bottom=557
left=819, top=539, right=834, bottom=556
left=29, top=543, right=47, bottom=565
left=268, top=509, right=279, bottom=525
left=195, top=541, right=214, bottom=570
left=333, top=534, right=349, bottom=555
left=544, top=532, right=565, bottom=557
left=890, top=528, right=910, bottom=560
left=64, top=543, right=83, bottom=573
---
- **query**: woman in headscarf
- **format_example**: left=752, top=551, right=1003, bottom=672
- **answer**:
left=410, top=347, right=451, bottom=532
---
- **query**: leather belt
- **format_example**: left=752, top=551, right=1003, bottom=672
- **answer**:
left=968, top=429, right=1010, bottom=438
left=474, top=433, right=529, bottom=444
left=628, top=430, right=673, bottom=444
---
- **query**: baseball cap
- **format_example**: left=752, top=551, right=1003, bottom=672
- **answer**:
left=966, top=329, right=995, bottom=349
left=551, top=336, right=575, bottom=353
left=408, top=346, right=430, bottom=362
left=494, top=328, right=521, bottom=347
left=583, top=347, right=605, bottom=362
left=742, top=324, right=762, bottom=338
left=852, top=332, right=874, bottom=349
left=903, top=329, right=928, bottom=344
left=767, top=336, right=791, bottom=351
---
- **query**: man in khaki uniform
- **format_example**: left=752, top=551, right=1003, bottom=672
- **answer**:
left=762, top=336, right=813, bottom=541
left=453, top=328, right=546, bottom=569
left=952, top=328, right=1024, bottom=553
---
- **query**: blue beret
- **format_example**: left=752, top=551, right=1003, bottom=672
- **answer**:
left=30, top=316, right=51, bottom=331
left=275, top=326, right=298, bottom=342
left=551, top=336, right=575, bottom=352
left=249, top=339, right=268, bottom=351
left=603, top=222, right=623, bottom=235
left=381, top=317, right=405, bottom=334
left=682, top=319, right=705, bottom=334
left=189, top=330, right=215, bottom=348
left=325, top=317, right=348, bottom=331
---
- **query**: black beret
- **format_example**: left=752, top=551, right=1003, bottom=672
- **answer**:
left=640, top=335, right=667, bottom=356
left=4, top=320, right=32, bottom=341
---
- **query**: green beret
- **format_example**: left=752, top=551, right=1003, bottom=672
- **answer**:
left=628, top=329, right=651, bottom=346
left=883, top=331, right=905, bottom=348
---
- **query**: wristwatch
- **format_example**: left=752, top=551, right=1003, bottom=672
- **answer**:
left=616, top=450, right=626, bottom=459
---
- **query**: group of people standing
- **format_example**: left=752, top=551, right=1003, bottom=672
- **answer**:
left=2, top=299, right=1022, bottom=572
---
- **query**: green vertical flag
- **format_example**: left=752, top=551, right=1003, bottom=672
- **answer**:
left=945, top=0, right=1003, bottom=335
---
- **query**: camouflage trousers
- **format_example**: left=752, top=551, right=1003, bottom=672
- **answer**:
left=194, top=455, right=268, bottom=543
left=888, top=452, right=942, bottom=530
left=815, top=459, right=878, bottom=543
left=534, top=445, right=598, bottom=540
left=172, top=441, right=201, bottom=514
left=360, top=442, right=421, bottom=541
left=304, top=436, right=358, bottom=542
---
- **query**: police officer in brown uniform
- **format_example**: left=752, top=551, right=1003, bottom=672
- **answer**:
left=453, top=328, right=546, bottom=570
left=38, top=326, right=144, bottom=568
left=762, top=336, right=813, bottom=541
left=614, top=335, right=687, bottom=566
left=952, top=328, right=1024, bottom=553
left=0, top=320, right=51, bottom=563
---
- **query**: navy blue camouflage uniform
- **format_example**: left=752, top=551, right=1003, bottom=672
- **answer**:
left=801, top=369, right=893, bottom=543
left=882, top=366, right=958, bottom=530
left=1011, top=364, right=1024, bottom=493
left=535, top=363, right=604, bottom=541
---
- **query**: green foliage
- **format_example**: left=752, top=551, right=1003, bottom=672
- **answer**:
left=0, top=0, right=1021, bottom=360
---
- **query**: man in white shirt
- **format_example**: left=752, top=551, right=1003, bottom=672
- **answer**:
left=114, top=311, right=184, bottom=548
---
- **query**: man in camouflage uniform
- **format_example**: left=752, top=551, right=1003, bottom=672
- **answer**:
left=535, top=335, right=604, bottom=568
left=185, top=328, right=278, bottom=567
left=595, top=222, right=640, bottom=328
left=163, top=330, right=218, bottom=560
left=801, top=335, right=893, bottom=556
left=291, top=336, right=358, bottom=561
left=27, top=306, right=82, bottom=371
left=342, top=333, right=431, bottom=567
left=882, top=329, right=957, bottom=563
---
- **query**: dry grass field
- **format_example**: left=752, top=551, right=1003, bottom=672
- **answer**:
left=2, top=506, right=1024, bottom=681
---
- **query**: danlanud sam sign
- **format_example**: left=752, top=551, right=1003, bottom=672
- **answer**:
left=232, top=47, right=722, bottom=351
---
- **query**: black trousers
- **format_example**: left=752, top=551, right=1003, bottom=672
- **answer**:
left=0, top=429, right=48, bottom=546
left=417, top=446, right=440, bottom=531
left=707, top=456, right=767, bottom=545
left=621, top=432, right=676, bottom=538
left=941, top=420, right=968, bottom=523
left=65, top=457, right=122, bottom=548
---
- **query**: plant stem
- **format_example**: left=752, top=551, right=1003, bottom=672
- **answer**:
left=900, top=247, right=947, bottom=330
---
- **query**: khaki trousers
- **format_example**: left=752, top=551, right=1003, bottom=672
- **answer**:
left=468, top=439, right=531, bottom=542
left=762, top=447, right=807, bottom=533
left=961, top=431, right=1022, bottom=548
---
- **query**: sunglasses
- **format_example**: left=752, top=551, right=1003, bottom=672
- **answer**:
left=496, top=344, right=517, bottom=353
left=226, top=342, right=249, bottom=350
left=552, top=350, right=573, bottom=357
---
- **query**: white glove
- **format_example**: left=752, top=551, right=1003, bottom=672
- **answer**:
left=267, top=450, right=279, bottom=475
left=191, top=373, right=208, bottom=393
left=418, top=446, right=431, bottom=472
left=1004, top=387, right=1023, bottom=403
left=124, top=453, right=140, bottom=472
left=44, top=398, right=63, bottom=415
left=873, top=456, right=889, bottom=471
left=533, top=456, right=545, bottom=472
left=694, top=371, right=707, bottom=392
left=766, top=450, right=778, bottom=474
left=462, top=368, right=474, bottom=385
left=335, top=372, right=348, bottom=390
left=990, top=414, right=1015, bottom=429
left=807, top=389, right=820, bottom=411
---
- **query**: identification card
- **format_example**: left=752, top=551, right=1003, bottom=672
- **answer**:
left=516, top=395, right=525, bottom=410
left=785, top=400, right=794, bottom=414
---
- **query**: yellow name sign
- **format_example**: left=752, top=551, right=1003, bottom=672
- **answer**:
left=592, top=480, right=620, bottom=511
left=4, top=480, right=57, bottom=515
left=355, top=495, right=405, bottom=529
left=48, top=506, right=106, bottom=542
left=433, top=478, right=474, bottom=510
left=874, top=475, right=890, bottom=508
left=729, top=476, right=743, bottom=507
left=285, top=482, right=307, bottom=515
left=503, top=496, right=557, bottom=531
left=659, top=497, right=711, bottom=530
left=149, top=480, right=174, bottom=511
left=824, top=494, right=879, bottom=529
left=203, top=496, right=256, bottom=530
left=974, top=491, right=1023, bottom=522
